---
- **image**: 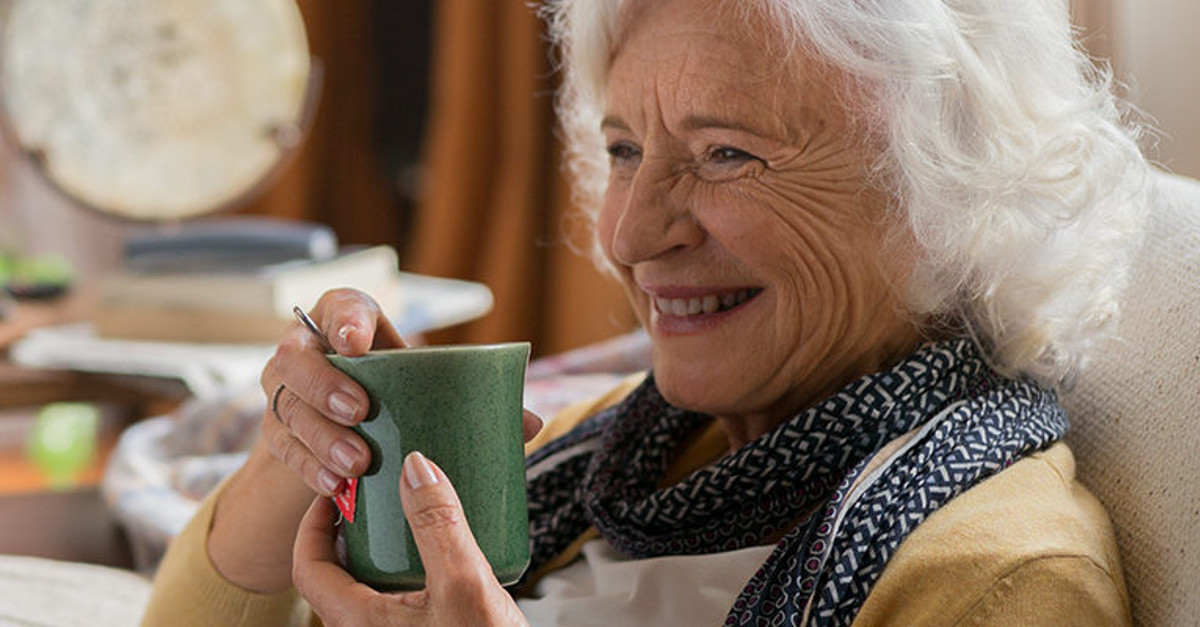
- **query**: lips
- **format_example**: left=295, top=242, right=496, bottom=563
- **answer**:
left=651, top=288, right=762, bottom=317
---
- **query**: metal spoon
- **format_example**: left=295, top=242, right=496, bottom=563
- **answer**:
left=293, top=305, right=349, bottom=528
left=293, top=305, right=335, bottom=354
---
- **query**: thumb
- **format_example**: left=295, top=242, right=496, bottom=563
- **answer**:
left=399, top=452, right=493, bottom=587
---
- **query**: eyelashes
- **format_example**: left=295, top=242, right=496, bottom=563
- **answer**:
left=605, top=142, right=765, bottom=175
left=606, top=141, right=642, bottom=165
left=706, top=146, right=761, bottom=166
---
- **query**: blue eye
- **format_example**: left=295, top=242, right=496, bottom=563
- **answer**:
left=708, top=146, right=758, bottom=164
left=606, top=142, right=642, bottom=164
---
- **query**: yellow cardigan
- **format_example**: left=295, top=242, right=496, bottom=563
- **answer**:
left=142, top=377, right=1131, bottom=626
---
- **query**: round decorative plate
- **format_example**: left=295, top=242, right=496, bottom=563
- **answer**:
left=0, top=0, right=311, bottom=220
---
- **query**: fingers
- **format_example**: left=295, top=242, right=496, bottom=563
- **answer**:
left=260, top=344, right=372, bottom=495
left=399, top=453, right=494, bottom=591
left=258, top=288, right=399, bottom=495
left=522, top=410, right=544, bottom=443
left=310, top=288, right=407, bottom=356
left=293, top=497, right=357, bottom=592
left=260, top=395, right=369, bottom=495
left=265, top=340, right=366, bottom=427
left=399, top=453, right=529, bottom=625
left=269, top=289, right=399, bottom=427
left=294, top=456, right=526, bottom=627
left=293, top=497, right=418, bottom=627
left=257, top=287, right=412, bottom=503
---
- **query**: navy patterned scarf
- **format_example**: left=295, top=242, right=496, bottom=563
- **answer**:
left=521, top=338, right=1067, bottom=625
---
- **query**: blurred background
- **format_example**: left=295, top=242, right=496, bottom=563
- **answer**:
left=0, top=0, right=1193, bottom=572
left=0, top=0, right=638, bottom=360
left=0, top=0, right=644, bottom=572
left=1072, top=0, right=1200, bottom=177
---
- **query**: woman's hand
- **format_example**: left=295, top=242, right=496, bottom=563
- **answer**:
left=207, top=289, right=405, bottom=593
left=293, top=452, right=531, bottom=627
left=210, top=287, right=541, bottom=594
left=260, top=288, right=407, bottom=496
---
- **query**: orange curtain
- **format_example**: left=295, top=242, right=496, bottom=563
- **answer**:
left=405, top=0, right=636, bottom=355
left=241, top=1, right=636, bottom=356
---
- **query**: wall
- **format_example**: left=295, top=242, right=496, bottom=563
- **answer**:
left=1114, top=0, right=1200, bottom=178
left=1076, top=0, right=1200, bottom=178
left=0, top=138, right=123, bottom=285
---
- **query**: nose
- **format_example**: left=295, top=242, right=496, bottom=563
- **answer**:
left=608, top=165, right=705, bottom=266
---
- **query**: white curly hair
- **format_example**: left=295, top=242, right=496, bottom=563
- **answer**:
left=539, top=0, right=1149, bottom=388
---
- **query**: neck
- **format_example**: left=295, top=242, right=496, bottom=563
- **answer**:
left=716, top=415, right=778, bottom=450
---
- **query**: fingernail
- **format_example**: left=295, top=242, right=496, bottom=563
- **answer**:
left=403, top=452, right=439, bottom=491
left=317, top=468, right=343, bottom=494
left=337, top=324, right=356, bottom=347
left=328, top=391, right=359, bottom=423
left=330, top=440, right=361, bottom=474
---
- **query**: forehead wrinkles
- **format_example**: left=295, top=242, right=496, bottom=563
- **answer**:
left=612, top=0, right=744, bottom=50
left=608, top=11, right=798, bottom=138
left=611, top=0, right=790, bottom=78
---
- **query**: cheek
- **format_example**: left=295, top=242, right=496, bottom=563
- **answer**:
left=696, top=182, right=891, bottom=324
left=695, top=183, right=856, bottom=286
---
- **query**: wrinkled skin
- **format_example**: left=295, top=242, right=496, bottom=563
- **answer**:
left=598, top=0, right=922, bottom=447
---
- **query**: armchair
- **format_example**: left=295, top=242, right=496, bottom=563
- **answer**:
left=1061, top=169, right=1200, bottom=626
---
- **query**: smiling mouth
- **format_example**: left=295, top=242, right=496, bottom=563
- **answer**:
left=653, top=288, right=763, bottom=317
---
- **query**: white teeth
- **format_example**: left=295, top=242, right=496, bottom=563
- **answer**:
left=655, top=290, right=756, bottom=317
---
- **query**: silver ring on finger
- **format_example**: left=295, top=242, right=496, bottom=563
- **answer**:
left=271, top=383, right=288, bottom=421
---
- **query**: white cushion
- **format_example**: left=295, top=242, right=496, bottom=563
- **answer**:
left=1062, top=170, right=1200, bottom=626
left=0, top=555, right=150, bottom=626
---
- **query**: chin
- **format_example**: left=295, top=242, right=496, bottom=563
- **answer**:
left=652, top=361, right=739, bottom=416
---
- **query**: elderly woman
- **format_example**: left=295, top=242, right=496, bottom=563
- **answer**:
left=142, top=0, right=1146, bottom=624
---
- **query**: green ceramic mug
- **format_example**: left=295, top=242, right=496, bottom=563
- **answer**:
left=327, top=342, right=531, bottom=591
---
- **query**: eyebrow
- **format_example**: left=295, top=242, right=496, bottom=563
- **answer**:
left=600, top=113, right=771, bottom=138
left=678, top=114, right=767, bottom=136
left=600, top=115, right=630, bottom=132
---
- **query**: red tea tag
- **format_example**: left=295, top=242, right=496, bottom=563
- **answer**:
left=334, top=477, right=357, bottom=524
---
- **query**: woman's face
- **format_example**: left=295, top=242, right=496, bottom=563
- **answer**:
left=599, top=0, right=922, bottom=437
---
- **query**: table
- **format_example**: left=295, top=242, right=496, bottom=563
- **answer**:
left=0, top=294, right=191, bottom=502
left=0, top=301, right=188, bottom=568
left=6, top=272, right=494, bottom=397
